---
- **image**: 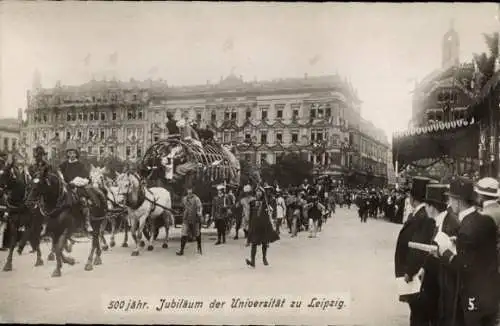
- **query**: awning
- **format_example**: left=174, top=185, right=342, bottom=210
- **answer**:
left=392, top=118, right=479, bottom=169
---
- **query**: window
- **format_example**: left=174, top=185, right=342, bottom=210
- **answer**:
left=276, top=108, right=283, bottom=119
left=244, top=154, right=252, bottom=162
left=196, top=112, right=202, bottom=121
left=127, top=128, right=134, bottom=139
left=316, top=131, right=324, bottom=142
left=109, top=146, right=115, bottom=155
left=77, top=131, right=82, bottom=139
left=72, top=113, right=76, bottom=122
left=100, top=130, right=105, bottom=140
left=231, top=111, right=237, bottom=121
left=67, top=113, right=71, bottom=122
left=317, top=106, right=324, bottom=118
left=153, top=135, right=159, bottom=142
left=83, top=113, right=87, bottom=121
left=11, top=139, right=17, bottom=150
left=43, top=114, right=48, bottom=123
left=224, top=111, right=230, bottom=120
left=260, top=131, right=267, bottom=144
left=99, top=146, right=105, bottom=156
left=88, top=129, right=94, bottom=139
left=245, top=133, right=251, bottom=142
left=310, top=106, right=316, bottom=119
left=276, top=131, right=283, bottom=143
left=246, top=110, right=251, bottom=119
left=55, top=132, right=60, bottom=139
left=100, top=112, right=106, bottom=121
left=138, top=111, right=143, bottom=120
left=137, top=128, right=143, bottom=140
left=211, top=111, right=217, bottom=121
left=292, top=108, right=299, bottom=119
left=78, top=113, right=83, bottom=121
left=87, top=146, right=93, bottom=155
left=261, top=107, right=268, bottom=120
left=325, top=106, right=331, bottom=117
left=127, top=110, right=135, bottom=120
left=112, top=112, right=117, bottom=120
left=291, top=131, right=298, bottom=143
left=89, top=112, right=94, bottom=121
left=66, top=131, right=71, bottom=140
left=111, top=128, right=117, bottom=138
left=126, top=146, right=131, bottom=157
left=260, top=153, right=268, bottom=164
left=137, top=147, right=142, bottom=158
left=54, top=113, right=60, bottom=121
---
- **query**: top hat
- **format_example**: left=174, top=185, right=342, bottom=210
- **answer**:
left=474, top=177, right=500, bottom=198
left=446, top=176, right=475, bottom=202
left=425, top=184, right=449, bottom=207
left=410, top=177, right=432, bottom=202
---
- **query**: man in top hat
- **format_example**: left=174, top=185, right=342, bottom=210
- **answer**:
left=425, top=183, right=460, bottom=326
left=394, top=176, right=437, bottom=326
left=474, top=177, right=500, bottom=325
left=435, top=176, right=499, bottom=326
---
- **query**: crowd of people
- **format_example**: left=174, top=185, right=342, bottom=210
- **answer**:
left=394, top=175, right=500, bottom=326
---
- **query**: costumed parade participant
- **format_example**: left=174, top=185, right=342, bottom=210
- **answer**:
left=177, top=181, right=203, bottom=256
left=245, top=185, right=279, bottom=268
left=211, top=184, right=227, bottom=245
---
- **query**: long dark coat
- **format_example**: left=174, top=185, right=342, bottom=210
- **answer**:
left=441, top=210, right=500, bottom=325
left=247, top=199, right=279, bottom=245
left=435, top=210, right=461, bottom=326
left=394, top=206, right=436, bottom=299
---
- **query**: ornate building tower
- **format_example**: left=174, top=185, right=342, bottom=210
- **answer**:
left=441, top=19, right=460, bottom=68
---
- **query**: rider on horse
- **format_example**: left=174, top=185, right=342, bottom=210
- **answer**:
left=28, top=146, right=51, bottom=178
left=57, top=142, right=97, bottom=232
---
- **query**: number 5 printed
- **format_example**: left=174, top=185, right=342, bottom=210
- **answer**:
left=467, top=297, right=476, bottom=311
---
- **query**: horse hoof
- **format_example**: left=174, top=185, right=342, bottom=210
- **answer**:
left=2, top=264, right=12, bottom=272
left=51, top=269, right=61, bottom=277
left=110, top=241, right=116, bottom=248
left=94, top=256, right=102, bottom=265
left=121, top=243, right=128, bottom=248
left=131, top=251, right=139, bottom=256
left=102, top=245, right=109, bottom=251
left=84, top=263, right=93, bottom=271
left=64, top=257, right=76, bottom=266
left=35, top=259, right=44, bottom=267
left=139, top=241, right=145, bottom=248
left=147, top=245, right=154, bottom=251
left=162, top=243, right=168, bottom=249
left=47, top=253, right=55, bottom=261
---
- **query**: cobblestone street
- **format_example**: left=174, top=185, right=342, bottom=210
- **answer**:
left=0, top=208, right=408, bottom=325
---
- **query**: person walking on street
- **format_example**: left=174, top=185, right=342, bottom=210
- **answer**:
left=212, top=184, right=227, bottom=245
left=176, top=183, right=203, bottom=256
left=245, top=186, right=279, bottom=268
left=238, top=185, right=254, bottom=245
left=275, top=189, right=286, bottom=235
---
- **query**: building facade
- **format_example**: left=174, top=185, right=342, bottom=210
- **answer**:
left=0, top=114, right=22, bottom=154
left=22, top=74, right=389, bottom=184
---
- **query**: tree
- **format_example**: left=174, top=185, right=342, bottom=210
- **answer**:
left=272, top=153, right=313, bottom=186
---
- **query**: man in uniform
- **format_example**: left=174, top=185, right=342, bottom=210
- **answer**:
left=212, top=184, right=227, bottom=245
left=176, top=183, right=202, bottom=256
left=435, top=176, right=499, bottom=326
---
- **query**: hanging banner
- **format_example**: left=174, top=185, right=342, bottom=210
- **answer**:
left=392, top=118, right=479, bottom=169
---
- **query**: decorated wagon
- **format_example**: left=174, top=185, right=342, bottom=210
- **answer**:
left=140, top=136, right=241, bottom=225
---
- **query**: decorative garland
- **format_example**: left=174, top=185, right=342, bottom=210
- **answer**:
left=393, top=117, right=475, bottom=138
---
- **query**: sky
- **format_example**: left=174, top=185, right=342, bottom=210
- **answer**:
left=0, top=2, right=498, bottom=138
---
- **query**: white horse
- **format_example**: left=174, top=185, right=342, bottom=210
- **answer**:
left=115, top=171, right=173, bottom=256
left=89, top=166, right=130, bottom=249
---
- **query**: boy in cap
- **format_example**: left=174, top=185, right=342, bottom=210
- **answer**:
left=394, top=177, right=437, bottom=326
left=435, top=176, right=499, bottom=326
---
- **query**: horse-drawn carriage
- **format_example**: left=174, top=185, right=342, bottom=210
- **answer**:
left=140, top=136, right=241, bottom=225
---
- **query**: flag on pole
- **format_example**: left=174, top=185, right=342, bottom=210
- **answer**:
left=109, top=52, right=118, bottom=65
left=309, top=54, right=321, bottom=66
left=223, top=38, right=234, bottom=52
left=84, top=53, right=91, bottom=66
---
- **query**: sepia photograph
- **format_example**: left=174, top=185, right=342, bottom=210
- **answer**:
left=0, top=2, right=499, bottom=325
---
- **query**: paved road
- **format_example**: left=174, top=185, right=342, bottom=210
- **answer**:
left=0, top=207, right=408, bottom=325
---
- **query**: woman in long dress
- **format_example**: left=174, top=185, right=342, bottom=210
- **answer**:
left=245, top=186, right=279, bottom=268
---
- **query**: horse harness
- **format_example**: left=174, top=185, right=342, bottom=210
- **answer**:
left=124, top=172, right=173, bottom=215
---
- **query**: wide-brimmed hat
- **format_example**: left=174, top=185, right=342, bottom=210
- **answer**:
left=410, top=177, right=432, bottom=202
left=425, top=184, right=449, bottom=207
left=474, top=177, right=500, bottom=198
left=446, top=176, right=475, bottom=202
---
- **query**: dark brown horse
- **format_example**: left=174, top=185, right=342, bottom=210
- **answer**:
left=28, top=166, right=107, bottom=277
left=0, top=160, right=45, bottom=271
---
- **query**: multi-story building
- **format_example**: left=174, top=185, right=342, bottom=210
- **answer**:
left=0, top=112, right=22, bottom=154
left=408, top=21, right=477, bottom=175
left=22, top=73, right=389, bottom=185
